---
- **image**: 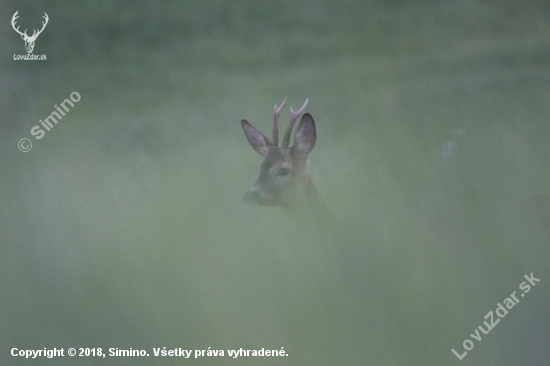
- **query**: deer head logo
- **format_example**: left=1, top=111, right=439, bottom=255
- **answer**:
left=11, top=11, right=49, bottom=54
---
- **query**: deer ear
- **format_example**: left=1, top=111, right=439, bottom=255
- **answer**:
left=241, top=120, right=273, bottom=157
left=292, top=113, right=316, bottom=155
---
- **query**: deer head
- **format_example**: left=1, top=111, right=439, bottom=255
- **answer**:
left=242, top=97, right=317, bottom=207
left=12, top=11, right=49, bottom=54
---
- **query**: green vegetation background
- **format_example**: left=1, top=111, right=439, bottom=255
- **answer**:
left=1, top=1, right=549, bottom=365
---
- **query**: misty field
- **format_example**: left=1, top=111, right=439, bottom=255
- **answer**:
left=2, top=1, right=549, bottom=365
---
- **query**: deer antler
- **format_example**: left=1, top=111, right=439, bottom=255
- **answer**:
left=282, top=98, right=308, bottom=148
left=31, top=13, right=49, bottom=39
left=272, top=96, right=288, bottom=147
left=11, top=11, right=27, bottom=37
left=11, top=11, right=48, bottom=40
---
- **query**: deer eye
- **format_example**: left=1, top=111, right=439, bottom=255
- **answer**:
left=277, top=168, right=290, bottom=177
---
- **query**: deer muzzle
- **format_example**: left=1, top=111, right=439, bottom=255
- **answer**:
left=243, top=185, right=276, bottom=206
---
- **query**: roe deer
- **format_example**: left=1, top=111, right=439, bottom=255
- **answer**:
left=241, top=97, right=317, bottom=208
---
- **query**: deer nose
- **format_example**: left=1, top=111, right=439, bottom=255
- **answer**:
left=244, top=185, right=274, bottom=205
left=244, top=189, right=261, bottom=205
